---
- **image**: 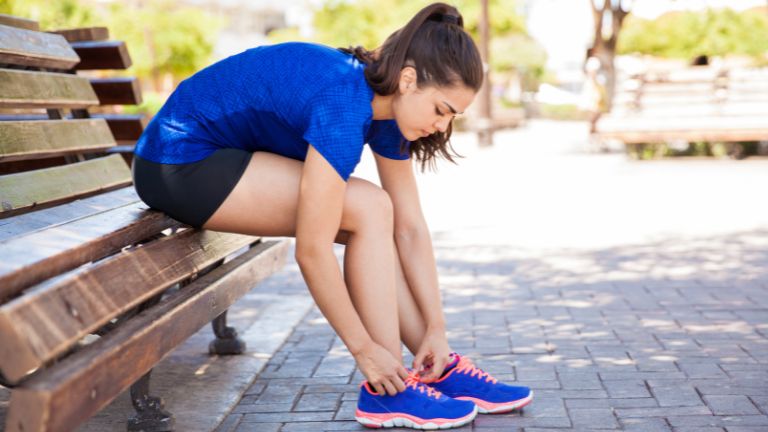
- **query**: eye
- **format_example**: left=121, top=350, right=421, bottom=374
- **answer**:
left=435, top=107, right=443, bottom=116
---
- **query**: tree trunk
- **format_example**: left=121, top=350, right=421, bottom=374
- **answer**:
left=588, top=0, right=630, bottom=112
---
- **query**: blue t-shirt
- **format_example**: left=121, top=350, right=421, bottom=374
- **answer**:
left=134, top=42, right=409, bottom=180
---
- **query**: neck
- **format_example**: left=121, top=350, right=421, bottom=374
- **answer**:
left=371, top=93, right=394, bottom=120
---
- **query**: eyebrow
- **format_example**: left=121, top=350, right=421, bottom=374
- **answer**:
left=442, top=101, right=463, bottom=115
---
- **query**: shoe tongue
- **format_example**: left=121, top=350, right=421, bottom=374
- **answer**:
left=440, top=353, right=461, bottom=378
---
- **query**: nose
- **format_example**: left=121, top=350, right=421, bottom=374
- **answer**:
left=434, top=116, right=450, bottom=133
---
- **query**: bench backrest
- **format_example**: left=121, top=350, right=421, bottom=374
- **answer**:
left=0, top=16, right=260, bottom=390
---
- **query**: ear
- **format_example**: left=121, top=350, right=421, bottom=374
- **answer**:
left=398, top=66, right=417, bottom=95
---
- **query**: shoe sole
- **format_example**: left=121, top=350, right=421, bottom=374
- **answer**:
left=456, top=390, right=534, bottom=414
left=355, top=405, right=478, bottom=429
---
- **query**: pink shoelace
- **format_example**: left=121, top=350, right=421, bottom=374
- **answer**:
left=405, top=371, right=443, bottom=398
left=454, top=357, right=498, bottom=384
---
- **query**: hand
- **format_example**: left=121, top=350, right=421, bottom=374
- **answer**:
left=412, top=329, right=452, bottom=383
left=353, top=340, right=410, bottom=396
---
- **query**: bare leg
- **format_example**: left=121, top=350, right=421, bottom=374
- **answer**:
left=203, top=152, right=402, bottom=360
left=393, top=244, right=428, bottom=356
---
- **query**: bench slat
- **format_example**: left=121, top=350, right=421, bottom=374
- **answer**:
left=0, top=14, right=39, bottom=31
left=70, top=41, right=132, bottom=70
left=0, top=154, right=131, bottom=218
left=0, top=119, right=116, bottom=162
left=0, top=228, right=257, bottom=383
left=0, top=200, right=177, bottom=301
left=0, top=187, right=140, bottom=242
left=49, top=27, right=109, bottom=43
left=5, top=239, right=288, bottom=432
left=0, top=24, right=79, bottom=69
left=90, top=77, right=143, bottom=105
left=0, top=69, right=99, bottom=109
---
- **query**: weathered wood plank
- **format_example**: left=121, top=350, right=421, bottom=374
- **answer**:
left=0, top=187, right=140, bottom=242
left=0, top=119, right=116, bottom=162
left=70, top=41, right=132, bottom=70
left=49, top=27, right=109, bottom=43
left=0, top=69, right=98, bottom=109
left=0, top=24, right=79, bottom=69
left=0, top=202, right=178, bottom=301
left=90, top=77, right=143, bottom=105
left=0, top=228, right=259, bottom=383
left=0, top=14, right=39, bottom=31
left=4, top=239, right=289, bottom=432
left=0, top=154, right=130, bottom=218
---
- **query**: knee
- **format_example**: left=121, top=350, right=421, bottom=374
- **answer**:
left=343, top=180, right=394, bottom=234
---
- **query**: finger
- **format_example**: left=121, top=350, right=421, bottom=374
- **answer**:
left=428, top=356, right=449, bottom=382
left=393, top=375, right=406, bottom=393
left=373, top=382, right=386, bottom=397
left=397, top=365, right=410, bottom=382
left=412, top=351, right=425, bottom=371
left=382, top=380, right=398, bottom=396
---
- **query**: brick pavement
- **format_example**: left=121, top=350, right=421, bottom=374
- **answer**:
left=216, top=229, right=768, bottom=432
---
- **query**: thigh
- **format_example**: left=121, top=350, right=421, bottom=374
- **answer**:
left=202, top=151, right=385, bottom=238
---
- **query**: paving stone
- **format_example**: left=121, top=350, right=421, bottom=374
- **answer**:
left=241, top=411, right=335, bottom=422
left=651, top=384, right=704, bottom=407
left=619, top=416, right=672, bottom=432
left=666, top=415, right=768, bottom=427
left=234, top=422, right=281, bottom=432
left=565, top=398, right=657, bottom=409
left=616, top=405, right=712, bottom=418
left=673, top=427, right=724, bottom=432
left=280, top=421, right=362, bottom=431
left=603, top=379, right=652, bottom=398
left=294, top=393, right=341, bottom=412
left=569, top=408, right=619, bottom=429
left=703, top=395, right=761, bottom=415
left=231, top=403, right=294, bottom=414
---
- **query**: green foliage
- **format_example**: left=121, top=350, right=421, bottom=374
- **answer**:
left=274, top=0, right=544, bottom=76
left=0, top=0, right=223, bottom=87
left=0, top=0, right=98, bottom=29
left=619, top=8, right=768, bottom=60
left=105, top=1, right=224, bottom=80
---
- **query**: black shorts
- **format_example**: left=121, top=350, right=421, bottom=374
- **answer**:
left=132, top=148, right=251, bottom=228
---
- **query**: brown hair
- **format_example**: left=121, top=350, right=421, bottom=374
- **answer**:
left=340, top=2, right=484, bottom=170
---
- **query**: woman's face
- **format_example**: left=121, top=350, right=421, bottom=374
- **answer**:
left=392, top=68, right=476, bottom=142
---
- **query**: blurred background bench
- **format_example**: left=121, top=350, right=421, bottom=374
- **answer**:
left=0, top=14, right=289, bottom=432
left=596, top=66, right=768, bottom=158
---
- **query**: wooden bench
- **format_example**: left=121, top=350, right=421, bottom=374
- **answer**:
left=596, top=66, right=768, bottom=157
left=0, top=15, right=290, bottom=432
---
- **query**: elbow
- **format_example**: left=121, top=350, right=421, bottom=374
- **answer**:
left=395, top=224, right=425, bottom=244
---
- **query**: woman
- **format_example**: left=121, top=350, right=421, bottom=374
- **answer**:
left=132, top=3, right=532, bottom=429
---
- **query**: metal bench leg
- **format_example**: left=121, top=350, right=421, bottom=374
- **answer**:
left=209, top=310, right=246, bottom=355
left=127, top=370, right=175, bottom=432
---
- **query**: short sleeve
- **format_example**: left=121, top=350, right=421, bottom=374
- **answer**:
left=368, top=120, right=410, bottom=160
left=302, top=84, right=368, bottom=181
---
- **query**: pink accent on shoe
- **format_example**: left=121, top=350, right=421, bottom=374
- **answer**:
left=456, top=391, right=534, bottom=414
left=361, top=371, right=443, bottom=399
left=354, top=406, right=478, bottom=429
left=432, top=355, right=497, bottom=384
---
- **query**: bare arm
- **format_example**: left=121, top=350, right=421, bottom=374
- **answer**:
left=296, top=146, right=407, bottom=394
left=374, top=153, right=446, bottom=332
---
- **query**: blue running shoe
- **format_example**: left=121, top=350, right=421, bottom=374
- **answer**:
left=427, top=353, right=533, bottom=414
left=355, top=371, right=478, bottom=429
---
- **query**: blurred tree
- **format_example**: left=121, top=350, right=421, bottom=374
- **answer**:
left=0, top=0, right=223, bottom=93
left=106, top=1, right=224, bottom=92
left=270, top=0, right=545, bottom=80
left=588, top=0, right=633, bottom=112
left=619, top=8, right=768, bottom=60
left=0, top=0, right=99, bottom=28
